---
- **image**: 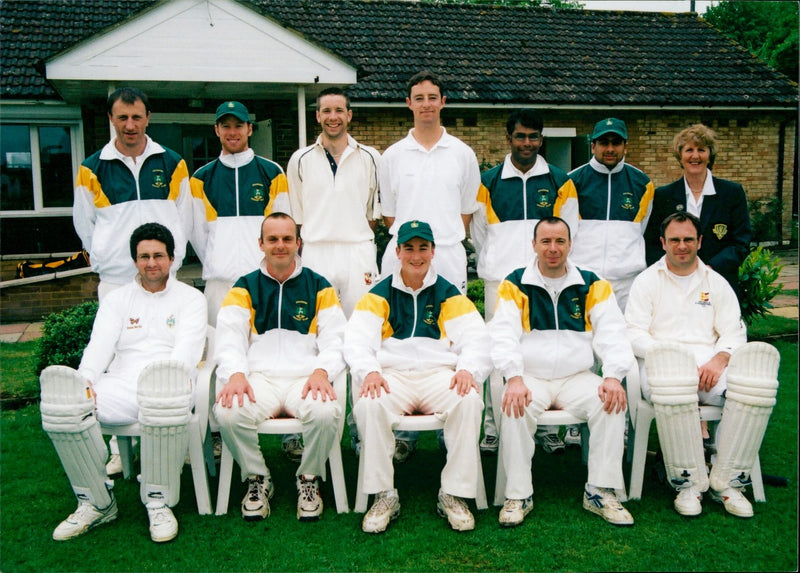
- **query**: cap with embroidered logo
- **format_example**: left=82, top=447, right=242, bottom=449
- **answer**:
left=397, top=220, right=435, bottom=245
left=591, top=118, right=627, bottom=141
left=215, top=101, right=250, bottom=123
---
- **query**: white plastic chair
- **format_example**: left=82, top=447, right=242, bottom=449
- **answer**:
left=100, top=327, right=216, bottom=515
left=213, top=372, right=349, bottom=515
left=354, top=412, right=489, bottom=513
left=625, top=357, right=766, bottom=502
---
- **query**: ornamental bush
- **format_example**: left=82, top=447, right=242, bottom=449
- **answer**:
left=738, top=246, right=784, bottom=325
left=34, top=300, right=98, bottom=375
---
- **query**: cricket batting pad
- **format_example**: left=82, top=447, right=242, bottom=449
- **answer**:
left=710, top=342, right=780, bottom=492
left=646, top=343, right=708, bottom=492
left=40, top=366, right=113, bottom=509
left=137, top=360, right=193, bottom=507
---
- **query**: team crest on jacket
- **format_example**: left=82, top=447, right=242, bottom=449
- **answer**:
left=166, top=314, right=176, bottom=328
left=250, top=184, right=265, bottom=202
left=151, top=169, right=166, bottom=189
left=712, top=223, right=727, bottom=239
left=423, top=305, right=436, bottom=325
left=535, top=189, right=552, bottom=208
left=293, top=300, right=310, bottom=321
left=696, top=292, right=711, bottom=307
left=364, top=272, right=373, bottom=285
left=569, top=298, right=582, bottom=320
left=620, top=192, right=635, bottom=210
left=127, top=317, right=141, bottom=329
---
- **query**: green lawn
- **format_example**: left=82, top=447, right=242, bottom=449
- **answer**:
left=0, top=339, right=797, bottom=572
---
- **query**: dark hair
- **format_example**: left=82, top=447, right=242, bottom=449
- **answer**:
left=316, top=87, right=351, bottom=110
left=130, top=222, right=174, bottom=260
left=534, top=216, right=571, bottom=241
left=506, top=109, right=543, bottom=135
left=659, top=211, right=702, bottom=239
left=107, top=87, right=150, bottom=115
left=260, top=212, right=299, bottom=240
left=406, top=70, right=445, bottom=99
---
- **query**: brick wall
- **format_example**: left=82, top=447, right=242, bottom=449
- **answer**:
left=1, top=273, right=99, bottom=323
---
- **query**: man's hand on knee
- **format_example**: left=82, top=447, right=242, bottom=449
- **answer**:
left=360, top=371, right=390, bottom=398
left=598, top=377, right=626, bottom=414
left=216, top=372, right=255, bottom=408
left=302, top=369, right=336, bottom=401
left=502, top=376, right=531, bottom=418
left=449, top=369, right=479, bottom=397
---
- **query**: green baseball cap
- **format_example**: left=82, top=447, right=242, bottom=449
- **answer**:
left=215, top=101, right=250, bottom=123
left=591, top=118, right=627, bottom=141
left=397, top=220, right=435, bottom=245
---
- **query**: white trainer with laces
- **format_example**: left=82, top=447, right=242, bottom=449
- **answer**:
left=564, top=425, right=582, bottom=447
left=53, top=498, right=118, bottom=540
left=498, top=496, right=533, bottom=527
left=241, top=474, right=273, bottom=521
left=710, top=487, right=753, bottom=518
left=437, top=490, right=475, bottom=531
left=536, top=431, right=565, bottom=455
left=582, top=485, right=634, bottom=526
left=362, top=489, right=401, bottom=533
left=282, top=436, right=304, bottom=462
left=146, top=502, right=178, bottom=543
left=393, top=439, right=416, bottom=463
left=106, top=453, right=123, bottom=476
left=297, top=474, right=323, bottom=521
left=480, top=434, right=499, bottom=454
left=674, top=485, right=703, bottom=516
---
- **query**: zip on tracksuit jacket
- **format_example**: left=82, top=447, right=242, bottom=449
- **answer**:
left=189, top=149, right=289, bottom=282
left=344, top=268, right=492, bottom=384
left=73, top=137, right=192, bottom=284
left=489, top=256, right=634, bottom=383
left=471, top=155, right=579, bottom=283
left=568, top=157, right=654, bottom=281
left=215, top=257, right=346, bottom=381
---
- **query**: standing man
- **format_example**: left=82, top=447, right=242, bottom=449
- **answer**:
left=40, top=223, right=207, bottom=543
left=379, top=70, right=481, bottom=460
left=569, top=118, right=654, bottom=311
left=190, top=101, right=290, bottom=326
left=471, top=109, right=579, bottom=454
left=345, top=221, right=491, bottom=533
left=213, top=213, right=347, bottom=523
left=490, top=216, right=634, bottom=527
left=73, top=87, right=193, bottom=300
left=625, top=212, right=772, bottom=518
left=286, top=87, right=381, bottom=317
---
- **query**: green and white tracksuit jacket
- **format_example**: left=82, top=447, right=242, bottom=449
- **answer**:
left=568, top=157, right=654, bottom=281
left=489, top=257, right=633, bottom=383
left=73, top=137, right=192, bottom=284
left=471, top=155, right=579, bottom=283
left=345, top=269, right=492, bottom=383
left=215, top=258, right=346, bottom=381
left=189, top=149, right=289, bottom=282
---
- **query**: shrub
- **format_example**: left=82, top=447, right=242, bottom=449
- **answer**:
left=34, top=300, right=98, bottom=375
left=738, top=246, right=784, bottom=325
left=467, top=279, right=485, bottom=318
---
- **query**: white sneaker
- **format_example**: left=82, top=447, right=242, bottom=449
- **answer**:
left=297, top=474, right=323, bottom=521
left=583, top=485, right=634, bottom=526
left=241, top=473, right=274, bottom=521
left=674, top=485, right=703, bottom=516
left=362, top=489, right=401, bottom=533
left=436, top=490, right=475, bottom=531
left=393, top=439, right=416, bottom=463
left=282, top=436, right=304, bottom=462
left=710, top=487, right=753, bottom=518
left=146, top=502, right=178, bottom=543
left=53, top=498, right=118, bottom=540
left=498, top=496, right=533, bottom=527
left=564, top=425, right=582, bottom=448
left=536, top=432, right=565, bottom=455
left=480, top=434, right=499, bottom=454
left=106, top=454, right=123, bottom=476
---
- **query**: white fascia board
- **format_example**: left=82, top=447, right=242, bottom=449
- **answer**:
left=0, top=101, right=83, bottom=120
left=46, top=0, right=356, bottom=85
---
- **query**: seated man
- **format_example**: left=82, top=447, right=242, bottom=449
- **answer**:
left=345, top=220, right=491, bottom=533
left=490, top=216, right=634, bottom=527
left=213, top=212, right=346, bottom=522
left=626, top=212, right=773, bottom=518
left=40, top=222, right=207, bottom=543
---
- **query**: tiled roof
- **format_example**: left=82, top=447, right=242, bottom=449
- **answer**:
left=1, top=0, right=796, bottom=106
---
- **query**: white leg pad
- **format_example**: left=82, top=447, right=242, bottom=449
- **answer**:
left=137, top=361, right=193, bottom=507
left=40, top=366, right=113, bottom=508
left=646, top=343, right=708, bottom=491
left=710, top=342, right=780, bottom=491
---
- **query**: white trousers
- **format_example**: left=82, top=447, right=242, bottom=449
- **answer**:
left=353, top=366, right=483, bottom=498
left=501, top=370, right=626, bottom=499
left=213, top=372, right=342, bottom=481
left=380, top=238, right=467, bottom=294
left=302, top=241, right=378, bottom=318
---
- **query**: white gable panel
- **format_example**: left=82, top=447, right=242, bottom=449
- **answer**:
left=46, top=0, right=356, bottom=85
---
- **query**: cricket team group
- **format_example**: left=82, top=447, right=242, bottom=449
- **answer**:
left=39, top=69, right=779, bottom=543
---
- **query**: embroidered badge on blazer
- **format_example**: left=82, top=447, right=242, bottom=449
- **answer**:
left=712, top=224, right=728, bottom=240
